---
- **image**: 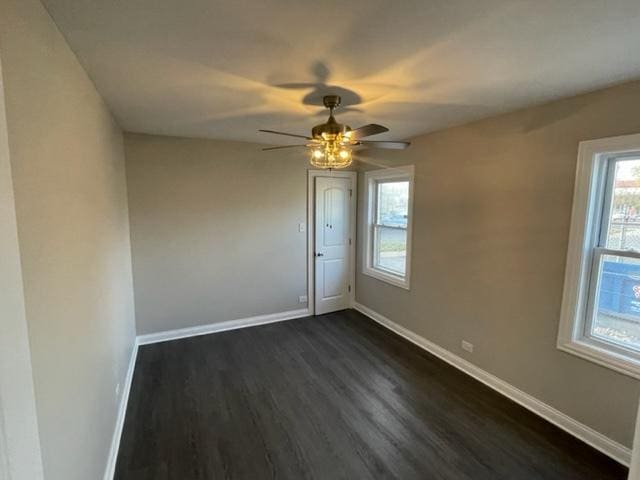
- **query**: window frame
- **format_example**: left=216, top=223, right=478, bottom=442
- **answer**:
left=559, top=133, right=640, bottom=379
left=363, top=166, right=414, bottom=289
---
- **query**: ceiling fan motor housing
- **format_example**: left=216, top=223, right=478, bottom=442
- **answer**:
left=312, top=117, right=352, bottom=140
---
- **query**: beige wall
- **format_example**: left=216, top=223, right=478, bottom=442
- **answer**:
left=356, top=80, right=640, bottom=448
left=0, top=1, right=137, bottom=479
left=124, top=133, right=309, bottom=334
left=0, top=49, right=44, bottom=480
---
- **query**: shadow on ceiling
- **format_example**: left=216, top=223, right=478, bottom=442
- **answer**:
left=273, top=61, right=364, bottom=115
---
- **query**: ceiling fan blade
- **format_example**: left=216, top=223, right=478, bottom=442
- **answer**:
left=353, top=155, right=392, bottom=169
left=358, top=140, right=411, bottom=150
left=259, top=129, right=312, bottom=140
left=350, top=124, right=389, bottom=139
left=262, top=144, right=311, bottom=151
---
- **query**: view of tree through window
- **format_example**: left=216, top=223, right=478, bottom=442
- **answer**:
left=374, top=181, right=409, bottom=276
left=606, top=159, right=640, bottom=250
left=593, top=158, right=640, bottom=351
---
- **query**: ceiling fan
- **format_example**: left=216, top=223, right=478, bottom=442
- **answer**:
left=259, top=95, right=410, bottom=169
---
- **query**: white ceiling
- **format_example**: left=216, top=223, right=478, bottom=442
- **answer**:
left=42, top=0, right=640, bottom=144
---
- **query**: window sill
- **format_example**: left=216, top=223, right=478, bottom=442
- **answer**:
left=363, top=267, right=410, bottom=290
left=557, top=338, right=640, bottom=379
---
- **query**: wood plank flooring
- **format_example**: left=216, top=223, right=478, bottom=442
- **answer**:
left=114, top=309, right=627, bottom=479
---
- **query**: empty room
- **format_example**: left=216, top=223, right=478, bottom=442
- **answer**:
left=3, top=0, right=640, bottom=479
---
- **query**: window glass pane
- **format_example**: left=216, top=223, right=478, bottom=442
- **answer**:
left=377, top=181, right=409, bottom=227
left=605, top=158, right=640, bottom=250
left=374, top=226, right=407, bottom=276
left=591, top=253, right=640, bottom=352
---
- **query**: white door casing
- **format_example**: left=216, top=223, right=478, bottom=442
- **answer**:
left=314, top=175, right=353, bottom=315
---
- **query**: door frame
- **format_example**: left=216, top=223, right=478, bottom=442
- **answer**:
left=307, top=170, right=357, bottom=315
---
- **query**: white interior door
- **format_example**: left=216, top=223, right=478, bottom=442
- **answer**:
left=314, top=176, right=352, bottom=315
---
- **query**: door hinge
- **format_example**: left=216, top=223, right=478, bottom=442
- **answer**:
left=348, top=285, right=351, bottom=292
left=349, top=238, right=352, bottom=245
left=349, top=188, right=353, bottom=197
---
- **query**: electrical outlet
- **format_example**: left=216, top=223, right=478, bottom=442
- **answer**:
left=299, top=295, right=308, bottom=303
left=461, top=340, right=474, bottom=353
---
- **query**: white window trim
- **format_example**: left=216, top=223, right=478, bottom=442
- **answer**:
left=559, top=132, right=640, bottom=379
left=363, top=165, right=414, bottom=289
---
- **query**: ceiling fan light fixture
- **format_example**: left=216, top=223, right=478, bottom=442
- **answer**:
left=309, top=144, right=353, bottom=169
left=260, top=94, right=409, bottom=167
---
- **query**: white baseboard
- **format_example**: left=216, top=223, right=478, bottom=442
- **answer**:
left=136, top=308, right=311, bottom=346
left=103, top=340, right=139, bottom=480
left=353, top=302, right=631, bottom=467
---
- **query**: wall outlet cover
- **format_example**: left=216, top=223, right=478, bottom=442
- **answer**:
left=299, top=295, right=308, bottom=303
left=461, top=340, right=474, bottom=353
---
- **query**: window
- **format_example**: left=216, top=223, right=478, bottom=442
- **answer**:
left=363, top=166, right=414, bottom=289
left=559, top=133, right=640, bottom=378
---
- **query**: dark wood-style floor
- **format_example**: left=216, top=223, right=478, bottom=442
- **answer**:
left=115, top=309, right=627, bottom=479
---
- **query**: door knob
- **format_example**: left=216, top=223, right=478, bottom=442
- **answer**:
left=315, top=252, right=324, bottom=257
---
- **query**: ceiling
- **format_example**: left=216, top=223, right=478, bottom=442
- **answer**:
left=41, top=0, right=640, bottom=144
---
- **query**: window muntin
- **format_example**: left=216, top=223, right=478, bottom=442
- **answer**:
left=363, top=166, right=414, bottom=289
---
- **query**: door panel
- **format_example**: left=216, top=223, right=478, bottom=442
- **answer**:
left=323, top=188, right=346, bottom=246
left=323, top=259, right=345, bottom=298
left=315, top=176, right=351, bottom=315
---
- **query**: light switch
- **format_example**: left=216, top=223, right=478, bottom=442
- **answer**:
left=298, top=222, right=306, bottom=232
